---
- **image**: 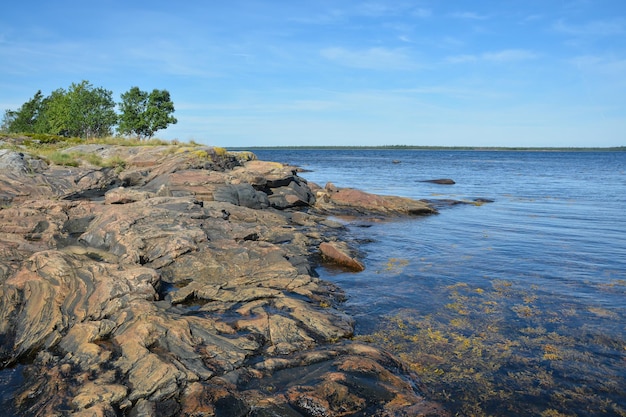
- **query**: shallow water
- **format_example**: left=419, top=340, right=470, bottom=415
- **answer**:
left=253, top=149, right=626, bottom=417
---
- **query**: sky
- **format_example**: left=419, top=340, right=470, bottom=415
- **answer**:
left=1, top=1, right=625, bottom=148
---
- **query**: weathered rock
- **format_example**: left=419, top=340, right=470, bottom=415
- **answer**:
left=104, top=186, right=154, bottom=204
left=0, top=151, right=118, bottom=205
left=267, top=180, right=316, bottom=209
left=316, top=182, right=437, bottom=216
left=0, top=149, right=47, bottom=174
left=319, top=241, right=365, bottom=272
left=0, top=142, right=446, bottom=416
left=238, top=343, right=447, bottom=416
left=213, top=183, right=270, bottom=209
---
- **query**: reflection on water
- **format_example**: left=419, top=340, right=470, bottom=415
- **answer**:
left=253, top=149, right=626, bottom=417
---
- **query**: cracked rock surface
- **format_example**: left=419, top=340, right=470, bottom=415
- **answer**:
left=0, top=142, right=445, bottom=416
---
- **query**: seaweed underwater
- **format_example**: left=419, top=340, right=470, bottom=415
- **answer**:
left=356, top=276, right=626, bottom=417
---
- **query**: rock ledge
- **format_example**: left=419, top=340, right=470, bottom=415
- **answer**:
left=0, top=142, right=446, bottom=416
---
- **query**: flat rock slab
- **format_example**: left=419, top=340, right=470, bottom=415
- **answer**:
left=316, top=182, right=437, bottom=216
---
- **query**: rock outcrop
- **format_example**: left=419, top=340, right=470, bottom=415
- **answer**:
left=0, top=140, right=445, bottom=416
left=316, top=182, right=437, bottom=217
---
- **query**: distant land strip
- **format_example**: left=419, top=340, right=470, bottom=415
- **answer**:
left=229, top=145, right=626, bottom=152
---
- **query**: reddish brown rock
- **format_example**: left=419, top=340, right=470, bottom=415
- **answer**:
left=316, top=182, right=437, bottom=216
left=319, top=241, right=365, bottom=272
left=0, top=140, right=446, bottom=416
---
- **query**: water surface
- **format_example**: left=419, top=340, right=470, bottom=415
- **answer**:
left=253, top=149, right=626, bottom=416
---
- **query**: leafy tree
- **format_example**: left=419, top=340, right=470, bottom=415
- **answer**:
left=2, top=81, right=117, bottom=138
left=65, top=81, right=117, bottom=138
left=39, top=88, right=71, bottom=136
left=118, top=87, right=148, bottom=137
left=118, top=87, right=177, bottom=139
left=1, top=110, right=16, bottom=133
left=3, top=90, right=45, bottom=133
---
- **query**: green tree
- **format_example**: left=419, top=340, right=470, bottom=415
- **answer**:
left=65, top=81, right=117, bottom=138
left=3, top=90, right=45, bottom=133
left=39, top=88, right=71, bottom=136
left=1, top=110, right=16, bottom=133
left=3, top=81, right=117, bottom=138
left=118, top=87, right=148, bottom=138
left=118, top=87, right=177, bottom=139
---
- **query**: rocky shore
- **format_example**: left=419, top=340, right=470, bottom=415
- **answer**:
left=0, top=140, right=446, bottom=416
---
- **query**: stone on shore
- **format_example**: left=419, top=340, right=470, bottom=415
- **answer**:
left=319, top=241, right=366, bottom=272
left=317, top=182, right=437, bottom=216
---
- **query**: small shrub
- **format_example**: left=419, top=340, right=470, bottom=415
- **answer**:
left=24, top=133, right=65, bottom=144
left=84, top=153, right=104, bottom=166
left=213, top=146, right=228, bottom=157
left=46, top=151, right=80, bottom=167
left=193, top=150, right=209, bottom=159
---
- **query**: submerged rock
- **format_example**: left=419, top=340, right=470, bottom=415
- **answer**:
left=319, top=241, right=365, bottom=272
left=0, top=142, right=445, bottom=416
left=420, top=178, right=455, bottom=185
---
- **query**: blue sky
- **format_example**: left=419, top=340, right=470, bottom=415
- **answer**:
left=1, top=1, right=625, bottom=147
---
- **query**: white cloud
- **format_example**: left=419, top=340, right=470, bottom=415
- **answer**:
left=482, top=49, right=538, bottom=62
left=446, top=54, right=477, bottom=64
left=570, top=55, right=626, bottom=76
left=450, top=11, right=490, bottom=20
left=288, top=9, right=345, bottom=25
left=356, top=2, right=394, bottom=17
left=447, top=49, right=538, bottom=64
left=412, top=8, right=432, bottom=18
left=520, top=14, right=544, bottom=24
left=320, top=46, right=418, bottom=70
left=553, top=18, right=626, bottom=37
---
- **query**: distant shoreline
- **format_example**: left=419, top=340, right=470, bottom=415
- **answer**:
left=229, top=145, right=626, bottom=152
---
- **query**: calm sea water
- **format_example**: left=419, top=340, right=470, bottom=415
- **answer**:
left=253, top=149, right=626, bottom=417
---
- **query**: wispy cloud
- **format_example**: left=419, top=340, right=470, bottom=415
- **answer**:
left=482, top=49, right=539, bottom=62
left=0, top=38, right=111, bottom=75
left=446, top=54, right=478, bottom=64
left=447, top=49, right=538, bottom=64
left=356, top=2, right=395, bottom=17
left=553, top=18, right=626, bottom=37
left=520, top=14, right=544, bottom=24
left=393, top=86, right=507, bottom=100
left=287, top=9, right=345, bottom=25
left=320, top=46, right=418, bottom=70
left=412, top=8, right=432, bottom=18
left=450, top=11, right=490, bottom=20
left=570, top=54, right=626, bottom=76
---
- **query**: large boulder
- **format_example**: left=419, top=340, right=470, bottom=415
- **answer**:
left=316, top=182, right=437, bottom=216
left=213, top=183, right=270, bottom=209
left=319, top=241, right=365, bottom=272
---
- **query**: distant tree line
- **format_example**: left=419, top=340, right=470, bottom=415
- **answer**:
left=1, top=80, right=177, bottom=139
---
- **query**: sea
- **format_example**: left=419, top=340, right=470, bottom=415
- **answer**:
left=252, top=149, right=626, bottom=417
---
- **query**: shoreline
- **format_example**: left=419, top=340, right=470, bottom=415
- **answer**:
left=229, top=145, right=626, bottom=152
left=0, top=143, right=447, bottom=416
